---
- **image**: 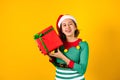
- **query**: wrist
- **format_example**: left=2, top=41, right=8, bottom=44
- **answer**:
left=61, top=56, right=70, bottom=65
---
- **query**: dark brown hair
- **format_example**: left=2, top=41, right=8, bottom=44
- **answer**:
left=58, top=20, right=80, bottom=41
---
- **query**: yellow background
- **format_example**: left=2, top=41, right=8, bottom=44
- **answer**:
left=0, top=0, right=120, bottom=80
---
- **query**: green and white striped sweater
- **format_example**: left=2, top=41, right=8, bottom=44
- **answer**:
left=55, top=67, right=85, bottom=80
left=51, top=40, right=89, bottom=80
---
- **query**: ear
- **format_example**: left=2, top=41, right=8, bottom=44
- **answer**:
left=74, top=26, right=77, bottom=30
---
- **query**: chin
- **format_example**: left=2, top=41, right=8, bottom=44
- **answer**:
left=65, top=33, right=74, bottom=37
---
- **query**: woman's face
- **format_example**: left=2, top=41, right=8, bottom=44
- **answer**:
left=61, top=19, right=76, bottom=37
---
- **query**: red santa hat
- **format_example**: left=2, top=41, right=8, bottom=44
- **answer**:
left=56, top=14, right=77, bottom=32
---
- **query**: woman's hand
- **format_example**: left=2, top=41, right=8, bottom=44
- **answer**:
left=48, top=49, right=64, bottom=59
left=48, top=49, right=70, bottom=65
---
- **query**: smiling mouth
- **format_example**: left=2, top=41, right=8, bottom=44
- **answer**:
left=65, top=29, right=72, bottom=33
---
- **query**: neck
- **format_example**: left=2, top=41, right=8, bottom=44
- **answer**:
left=66, top=36, right=77, bottom=42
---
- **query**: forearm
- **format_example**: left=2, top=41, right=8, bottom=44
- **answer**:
left=72, top=41, right=89, bottom=74
left=61, top=55, right=70, bottom=65
left=73, top=63, right=87, bottom=75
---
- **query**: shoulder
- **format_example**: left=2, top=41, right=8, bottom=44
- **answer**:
left=79, top=39, right=89, bottom=48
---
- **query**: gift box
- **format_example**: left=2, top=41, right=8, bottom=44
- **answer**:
left=34, top=26, right=63, bottom=55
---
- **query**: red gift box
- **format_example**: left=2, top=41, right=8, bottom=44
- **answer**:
left=34, top=26, right=63, bottom=55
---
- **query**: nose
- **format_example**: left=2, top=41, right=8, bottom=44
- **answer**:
left=66, top=24, right=70, bottom=29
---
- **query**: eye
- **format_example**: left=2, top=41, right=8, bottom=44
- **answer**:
left=62, top=24, right=66, bottom=27
left=69, top=23, right=73, bottom=25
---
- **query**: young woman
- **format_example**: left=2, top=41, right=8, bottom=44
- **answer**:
left=49, top=14, right=89, bottom=80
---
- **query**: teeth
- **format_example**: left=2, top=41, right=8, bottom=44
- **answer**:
left=65, top=30, right=71, bottom=32
left=68, top=30, right=71, bottom=32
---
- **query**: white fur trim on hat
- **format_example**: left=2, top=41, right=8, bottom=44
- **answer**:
left=58, top=15, right=76, bottom=28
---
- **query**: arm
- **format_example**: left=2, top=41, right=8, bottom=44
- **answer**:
left=49, top=41, right=89, bottom=75
left=49, top=56, right=57, bottom=67
left=48, top=48, right=70, bottom=66
left=72, top=41, right=89, bottom=75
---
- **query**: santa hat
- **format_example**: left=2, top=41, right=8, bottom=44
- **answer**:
left=56, top=14, right=77, bottom=32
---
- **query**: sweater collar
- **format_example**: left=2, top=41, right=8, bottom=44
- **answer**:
left=63, top=38, right=82, bottom=49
